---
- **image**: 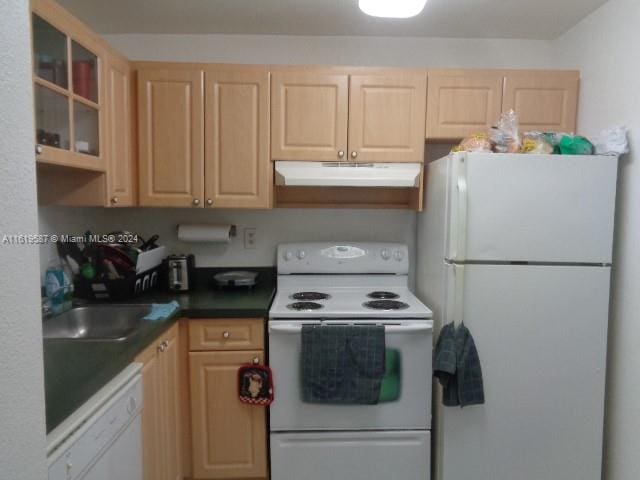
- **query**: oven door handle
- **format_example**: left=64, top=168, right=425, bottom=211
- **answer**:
left=268, top=324, right=432, bottom=334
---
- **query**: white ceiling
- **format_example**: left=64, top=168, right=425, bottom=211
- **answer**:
left=57, top=0, right=608, bottom=40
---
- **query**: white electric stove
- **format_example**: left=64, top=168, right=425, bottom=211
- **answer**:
left=268, top=242, right=433, bottom=480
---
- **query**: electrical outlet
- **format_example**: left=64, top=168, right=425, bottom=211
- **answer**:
left=244, top=228, right=257, bottom=249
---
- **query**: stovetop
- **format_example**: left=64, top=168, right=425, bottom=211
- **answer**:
left=270, top=242, right=432, bottom=319
left=270, top=284, right=433, bottom=319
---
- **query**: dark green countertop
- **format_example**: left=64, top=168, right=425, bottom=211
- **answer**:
left=44, top=267, right=276, bottom=433
left=133, top=267, right=277, bottom=318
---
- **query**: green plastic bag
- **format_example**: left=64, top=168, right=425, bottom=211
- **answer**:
left=558, top=135, right=594, bottom=155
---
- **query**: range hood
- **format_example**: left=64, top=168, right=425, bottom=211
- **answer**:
left=275, top=161, right=422, bottom=188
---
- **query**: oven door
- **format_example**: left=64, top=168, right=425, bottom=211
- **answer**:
left=268, top=319, right=432, bottom=431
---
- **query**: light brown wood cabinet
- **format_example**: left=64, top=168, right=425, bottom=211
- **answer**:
left=105, top=51, right=136, bottom=206
left=426, top=70, right=504, bottom=140
left=137, top=65, right=272, bottom=208
left=271, top=70, right=426, bottom=163
left=349, top=74, right=426, bottom=163
left=32, top=0, right=138, bottom=207
left=425, top=70, right=580, bottom=140
left=31, top=0, right=107, bottom=172
left=189, top=318, right=267, bottom=480
left=137, top=67, right=205, bottom=207
left=271, top=72, right=349, bottom=161
left=204, top=70, right=272, bottom=208
left=503, top=71, right=579, bottom=133
left=135, top=324, right=182, bottom=480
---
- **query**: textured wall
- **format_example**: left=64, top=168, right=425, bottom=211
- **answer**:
left=0, top=1, right=48, bottom=479
left=104, top=33, right=554, bottom=68
left=555, top=1, right=640, bottom=478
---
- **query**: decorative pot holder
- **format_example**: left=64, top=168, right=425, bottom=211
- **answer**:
left=238, top=364, right=274, bottom=406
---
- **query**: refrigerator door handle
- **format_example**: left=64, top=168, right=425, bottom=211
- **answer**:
left=453, top=264, right=465, bottom=326
left=454, top=155, right=468, bottom=261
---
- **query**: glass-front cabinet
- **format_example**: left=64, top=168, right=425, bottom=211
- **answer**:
left=32, top=9, right=105, bottom=171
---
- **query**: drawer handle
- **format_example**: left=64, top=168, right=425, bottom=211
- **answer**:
left=222, top=331, right=230, bottom=339
left=252, top=357, right=260, bottom=365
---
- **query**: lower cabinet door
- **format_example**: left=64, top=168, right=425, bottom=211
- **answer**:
left=161, top=328, right=182, bottom=480
left=136, top=341, right=163, bottom=480
left=136, top=324, right=181, bottom=480
left=189, top=350, right=267, bottom=479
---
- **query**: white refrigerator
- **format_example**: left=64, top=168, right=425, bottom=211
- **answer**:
left=416, top=152, right=618, bottom=480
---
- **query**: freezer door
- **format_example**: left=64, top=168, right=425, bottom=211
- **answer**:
left=271, top=431, right=430, bottom=480
left=445, top=153, right=618, bottom=263
left=439, top=263, right=610, bottom=480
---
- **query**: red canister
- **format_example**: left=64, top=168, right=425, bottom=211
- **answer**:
left=72, top=61, right=93, bottom=100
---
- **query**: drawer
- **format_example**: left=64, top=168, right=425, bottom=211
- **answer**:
left=189, top=318, right=264, bottom=351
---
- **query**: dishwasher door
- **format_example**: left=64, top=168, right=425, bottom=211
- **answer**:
left=48, top=367, right=142, bottom=480
left=79, top=415, right=142, bottom=480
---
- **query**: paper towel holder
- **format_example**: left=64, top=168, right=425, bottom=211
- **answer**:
left=175, top=224, right=237, bottom=237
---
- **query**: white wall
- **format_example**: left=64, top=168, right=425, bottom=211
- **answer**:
left=39, top=207, right=418, bottom=283
left=0, top=1, right=48, bottom=479
left=554, top=1, right=639, bottom=478
left=104, top=33, right=554, bottom=68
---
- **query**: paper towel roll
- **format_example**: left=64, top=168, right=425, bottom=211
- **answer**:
left=177, top=224, right=232, bottom=243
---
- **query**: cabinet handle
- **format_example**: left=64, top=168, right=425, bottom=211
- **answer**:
left=222, top=331, right=230, bottom=339
left=337, top=150, right=345, bottom=159
left=206, top=198, right=213, bottom=206
left=111, top=196, right=119, bottom=205
left=36, top=144, right=43, bottom=155
left=192, top=198, right=200, bottom=206
left=350, top=151, right=358, bottom=159
left=252, top=357, right=260, bottom=365
left=157, top=343, right=166, bottom=353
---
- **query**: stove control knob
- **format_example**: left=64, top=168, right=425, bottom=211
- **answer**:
left=297, top=250, right=306, bottom=260
left=283, top=250, right=293, bottom=261
left=380, top=249, right=391, bottom=260
left=394, top=250, right=404, bottom=261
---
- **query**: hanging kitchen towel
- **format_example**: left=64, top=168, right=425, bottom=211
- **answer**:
left=378, top=348, right=402, bottom=403
left=433, top=322, right=460, bottom=406
left=454, top=323, right=485, bottom=407
left=142, top=300, right=180, bottom=321
left=301, top=325, right=386, bottom=404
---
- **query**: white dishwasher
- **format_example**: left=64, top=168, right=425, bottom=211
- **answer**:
left=47, top=363, right=143, bottom=480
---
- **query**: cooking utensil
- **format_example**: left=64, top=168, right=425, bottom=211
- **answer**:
left=213, top=270, right=258, bottom=288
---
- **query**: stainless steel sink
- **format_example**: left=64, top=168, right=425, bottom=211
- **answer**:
left=42, top=304, right=153, bottom=341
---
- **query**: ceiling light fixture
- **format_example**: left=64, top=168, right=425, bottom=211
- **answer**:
left=358, top=0, right=428, bottom=18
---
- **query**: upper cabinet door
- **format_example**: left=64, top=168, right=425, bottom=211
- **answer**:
left=502, top=71, right=579, bottom=133
left=271, top=72, right=349, bottom=161
left=138, top=68, right=204, bottom=207
left=105, top=52, right=136, bottom=207
left=31, top=3, right=107, bottom=172
left=205, top=70, right=271, bottom=209
left=426, top=71, right=504, bottom=140
left=348, top=74, right=427, bottom=163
